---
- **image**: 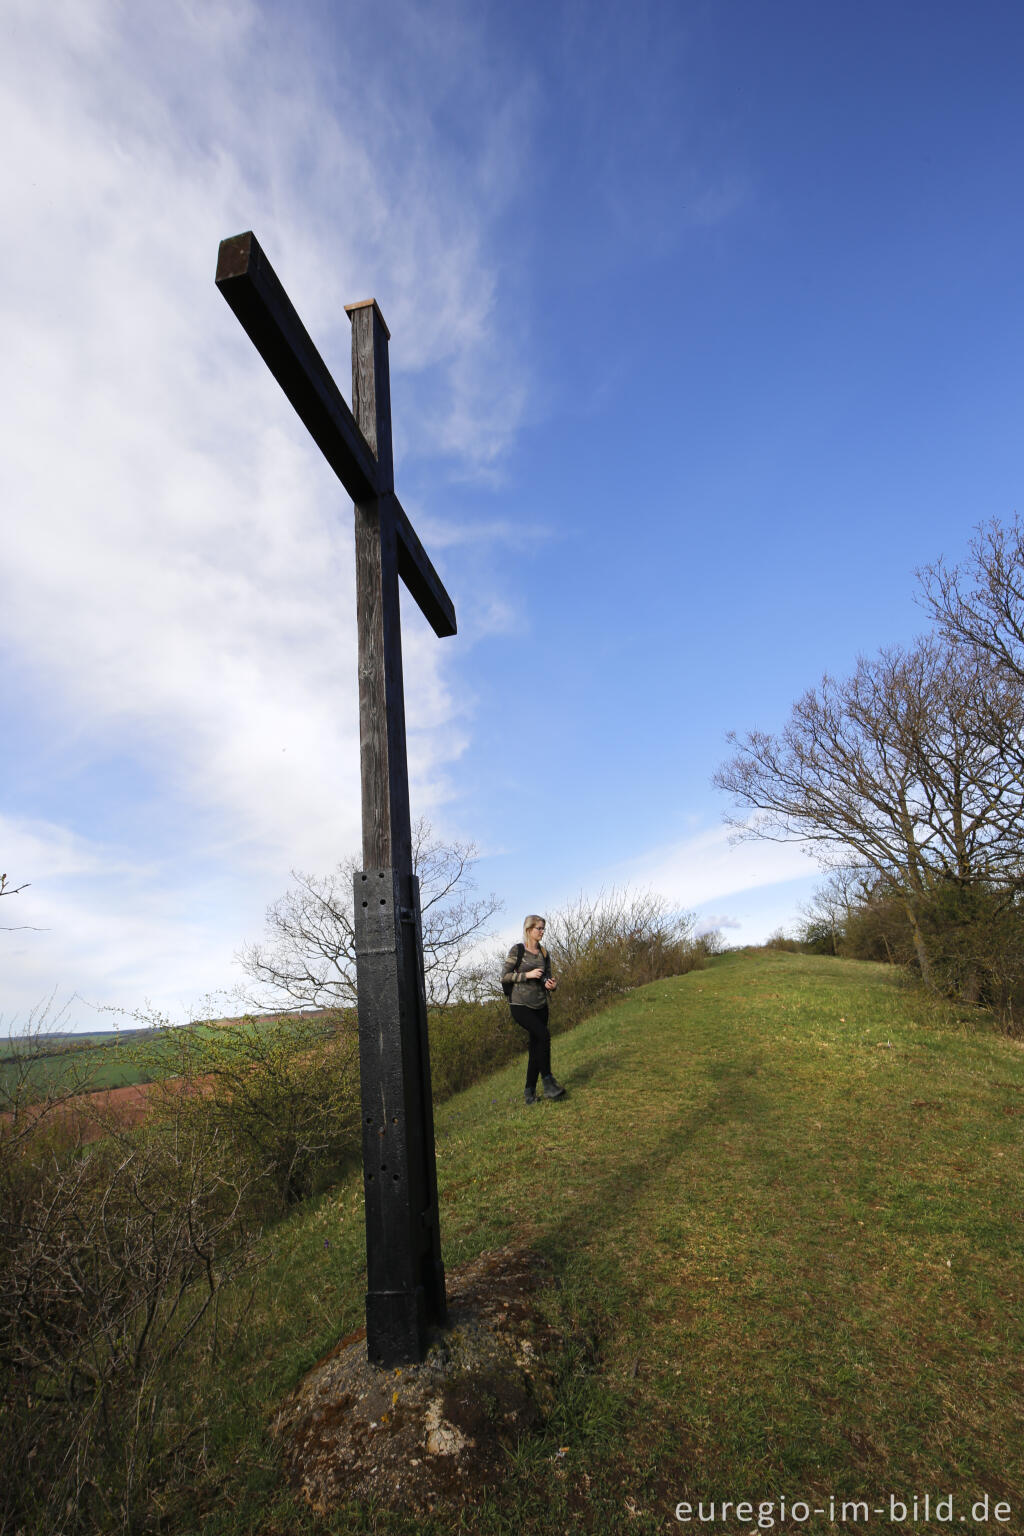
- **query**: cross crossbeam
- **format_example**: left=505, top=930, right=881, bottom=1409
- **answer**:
left=216, top=232, right=455, bottom=639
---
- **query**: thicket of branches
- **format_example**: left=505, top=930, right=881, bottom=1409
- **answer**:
left=717, top=514, right=1024, bottom=1031
left=144, top=1009, right=362, bottom=1208
left=0, top=1011, right=265, bottom=1536
left=541, top=887, right=719, bottom=1025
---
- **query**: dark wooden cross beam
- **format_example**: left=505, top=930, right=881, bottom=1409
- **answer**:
left=216, top=231, right=452, bottom=1366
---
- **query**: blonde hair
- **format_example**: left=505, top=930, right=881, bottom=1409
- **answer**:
left=523, top=914, right=547, bottom=954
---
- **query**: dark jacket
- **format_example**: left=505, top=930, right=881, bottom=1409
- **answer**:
left=503, top=943, right=552, bottom=1010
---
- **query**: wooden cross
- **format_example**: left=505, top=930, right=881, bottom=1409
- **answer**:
left=216, top=231, right=451, bottom=1366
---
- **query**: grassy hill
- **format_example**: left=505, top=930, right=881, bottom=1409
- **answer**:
left=157, top=948, right=1024, bottom=1534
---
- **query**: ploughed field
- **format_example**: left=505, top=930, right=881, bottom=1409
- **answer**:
left=0, top=1075, right=215, bottom=1145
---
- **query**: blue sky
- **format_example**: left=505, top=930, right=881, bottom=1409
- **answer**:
left=3, top=0, right=1023, bottom=1030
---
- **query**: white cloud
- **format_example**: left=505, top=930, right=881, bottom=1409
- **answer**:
left=0, top=813, right=251, bottom=1029
left=613, top=823, right=824, bottom=910
left=0, top=0, right=534, bottom=1025
left=695, top=912, right=743, bottom=933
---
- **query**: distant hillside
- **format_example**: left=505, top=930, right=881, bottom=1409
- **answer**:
left=0, top=1006, right=346, bottom=1092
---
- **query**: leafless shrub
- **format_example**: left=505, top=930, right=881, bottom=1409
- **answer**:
left=762, top=928, right=803, bottom=953
left=128, top=1006, right=362, bottom=1212
left=0, top=990, right=103, bottom=1156
left=0, top=1087, right=264, bottom=1535
left=234, top=818, right=503, bottom=1010
left=541, top=886, right=707, bottom=1026
left=693, top=927, right=726, bottom=957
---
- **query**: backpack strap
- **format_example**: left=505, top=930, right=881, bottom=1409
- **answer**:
left=524, top=943, right=550, bottom=977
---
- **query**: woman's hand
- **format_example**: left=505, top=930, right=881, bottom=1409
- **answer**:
left=525, top=967, right=544, bottom=980
left=544, top=978, right=557, bottom=990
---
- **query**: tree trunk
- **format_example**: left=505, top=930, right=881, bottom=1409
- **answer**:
left=904, top=899, right=933, bottom=988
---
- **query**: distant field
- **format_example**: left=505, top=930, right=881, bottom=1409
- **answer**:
left=0, top=1034, right=154, bottom=1094
left=0, top=1010, right=348, bottom=1097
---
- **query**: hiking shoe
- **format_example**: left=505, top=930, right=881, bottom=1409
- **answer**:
left=542, top=1075, right=567, bottom=1100
left=524, top=1087, right=538, bottom=1105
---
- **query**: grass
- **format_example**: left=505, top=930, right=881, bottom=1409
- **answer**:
left=96, top=952, right=1024, bottom=1531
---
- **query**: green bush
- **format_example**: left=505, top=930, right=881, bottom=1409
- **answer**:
left=427, top=997, right=521, bottom=1098
left=137, top=1010, right=362, bottom=1212
left=915, top=882, right=1024, bottom=1032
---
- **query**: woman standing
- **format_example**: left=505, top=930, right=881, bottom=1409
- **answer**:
left=503, top=915, right=567, bottom=1104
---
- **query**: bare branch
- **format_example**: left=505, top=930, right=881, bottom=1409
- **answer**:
left=715, top=633, right=1024, bottom=984
left=919, top=514, right=1024, bottom=682
left=233, top=819, right=503, bottom=1011
left=0, top=872, right=46, bottom=930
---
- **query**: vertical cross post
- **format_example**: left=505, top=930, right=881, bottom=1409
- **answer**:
left=346, top=300, right=447, bottom=1367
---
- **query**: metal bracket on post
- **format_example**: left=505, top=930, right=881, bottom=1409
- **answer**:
left=354, top=869, right=445, bottom=1367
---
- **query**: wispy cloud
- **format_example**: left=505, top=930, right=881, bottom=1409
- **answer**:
left=0, top=813, right=248, bottom=1027
left=612, top=823, right=823, bottom=910
left=695, top=912, right=744, bottom=933
left=557, top=0, right=747, bottom=262
left=1, top=0, right=535, bottom=1023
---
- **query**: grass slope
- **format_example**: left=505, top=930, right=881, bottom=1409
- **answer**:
left=176, top=952, right=1024, bottom=1534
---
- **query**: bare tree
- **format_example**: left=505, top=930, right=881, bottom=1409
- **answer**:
left=234, top=818, right=503, bottom=1010
left=919, top=515, right=1024, bottom=783
left=920, top=514, right=1024, bottom=682
left=797, top=866, right=869, bottom=956
left=714, top=635, right=1024, bottom=984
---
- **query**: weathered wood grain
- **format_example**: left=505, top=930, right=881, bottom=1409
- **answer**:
left=348, top=295, right=445, bottom=1360
left=216, top=232, right=378, bottom=504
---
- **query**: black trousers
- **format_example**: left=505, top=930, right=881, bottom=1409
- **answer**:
left=510, top=1002, right=551, bottom=1089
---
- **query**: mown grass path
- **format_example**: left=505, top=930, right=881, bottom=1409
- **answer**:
left=202, top=952, right=1024, bottom=1534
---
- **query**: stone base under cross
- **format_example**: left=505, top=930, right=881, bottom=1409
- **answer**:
left=271, top=1246, right=567, bottom=1517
